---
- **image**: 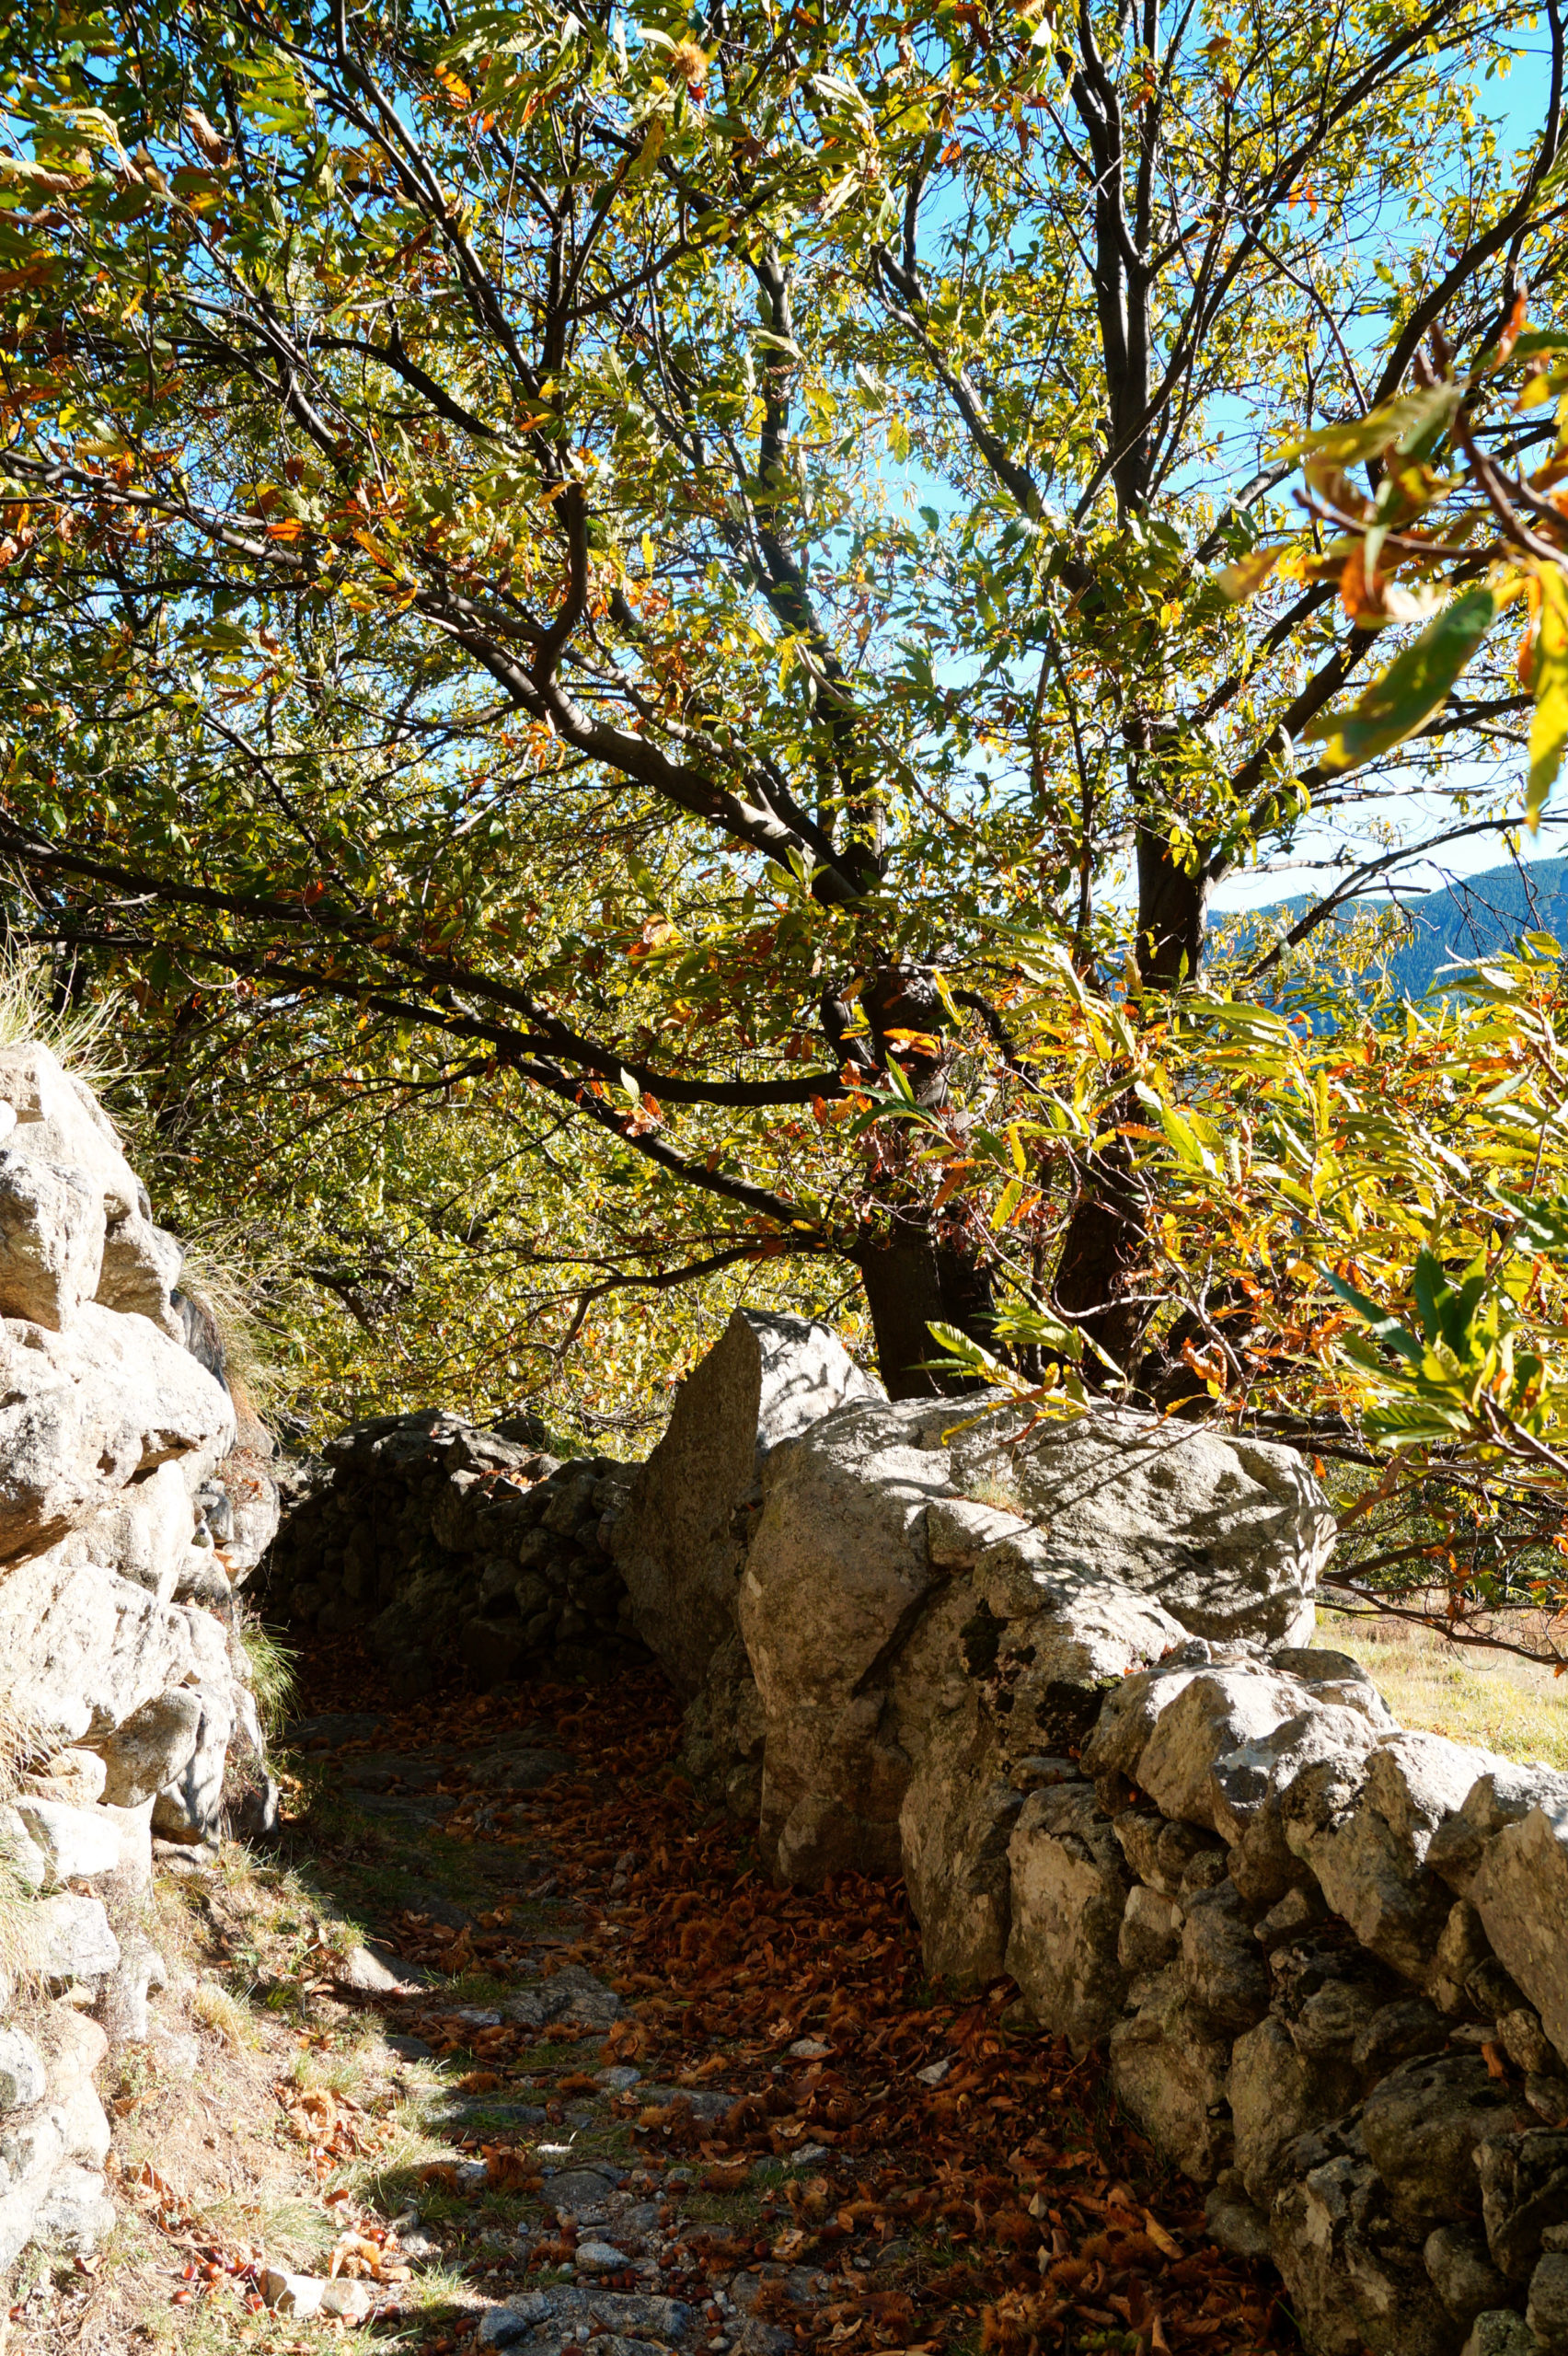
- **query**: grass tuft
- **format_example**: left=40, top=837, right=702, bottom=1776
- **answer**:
left=191, top=1976, right=261, bottom=2050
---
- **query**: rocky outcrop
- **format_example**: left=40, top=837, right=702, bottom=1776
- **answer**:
left=0, top=1042, right=277, bottom=2283
left=259, top=1412, right=643, bottom=1695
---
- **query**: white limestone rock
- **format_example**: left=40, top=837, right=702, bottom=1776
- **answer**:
left=943, top=1403, right=1333, bottom=1646
left=0, top=1151, right=105, bottom=1331
left=0, top=1300, right=234, bottom=1569
left=613, top=1308, right=884, bottom=1699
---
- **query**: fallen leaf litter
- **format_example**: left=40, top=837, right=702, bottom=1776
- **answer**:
left=276, top=1653, right=1293, bottom=2356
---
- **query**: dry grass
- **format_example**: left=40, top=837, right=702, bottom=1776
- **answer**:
left=1316, top=1610, right=1568, bottom=1770
left=190, top=1977, right=261, bottom=2052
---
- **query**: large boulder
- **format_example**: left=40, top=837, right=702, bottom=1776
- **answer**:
left=736, top=1389, right=1331, bottom=1895
left=942, top=1403, right=1333, bottom=1646
left=0, top=1040, right=272, bottom=2299
left=0, top=1303, right=235, bottom=1565
left=0, top=1044, right=144, bottom=1220
left=739, top=1393, right=954, bottom=1883
left=0, top=1553, right=231, bottom=1740
left=613, top=1309, right=883, bottom=1697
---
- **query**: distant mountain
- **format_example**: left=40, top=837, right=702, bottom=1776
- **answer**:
left=1217, top=857, right=1568, bottom=1003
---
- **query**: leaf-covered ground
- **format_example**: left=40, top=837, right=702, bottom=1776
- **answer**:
left=17, top=1649, right=1297, bottom=2356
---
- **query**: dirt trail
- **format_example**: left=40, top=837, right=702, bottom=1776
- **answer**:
left=18, top=1648, right=1293, bottom=2356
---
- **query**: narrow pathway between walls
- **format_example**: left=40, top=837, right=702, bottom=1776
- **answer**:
left=19, top=1647, right=1293, bottom=2356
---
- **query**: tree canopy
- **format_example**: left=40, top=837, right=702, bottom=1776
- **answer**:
left=0, top=0, right=1564, bottom=1397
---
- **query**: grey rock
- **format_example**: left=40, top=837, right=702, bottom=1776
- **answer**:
left=0, top=1299, right=234, bottom=1583
left=1497, top=2009, right=1557, bottom=2077
left=1253, top=1884, right=1328, bottom=1946
left=0, top=1802, right=47, bottom=1893
left=337, top=1945, right=425, bottom=1996
left=0, top=1550, right=233, bottom=1751
left=0, top=1149, right=105, bottom=1331
left=1079, top=1652, right=1214, bottom=1796
left=1290, top=1977, right=1384, bottom=2062
left=1430, top=1763, right=1568, bottom=1895
left=14, top=1796, right=123, bottom=1888
left=739, top=1392, right=963, bottom=1885
left=1476, top=2130, right=1568, bottom=2281
left=1179, top=1881, right=1270, bottom=2031
left=1271, top=2127, right=1458, bottom=2356
left=73, top=1459, right=195, bottom=1607
left=1229, top=1704, right=1384, bottom=1907
left=151, top=1680, right=236, bottom=1842
left=30, top=2164, right=116, bottom=2255
left=1005, top=1784, right=1129, bottom=2051
left=506, top=1964, right=623, bottom=2029
left=966, top=1533, right=1191, bottom=1754
left=1270, top=1646, right=1398, bottom=1727
left=259, top=2269, right=325, bottom=2317
left=1362, top=2051, right=1534, bottom=2234
left=478, top=2285, right=693, bottom=2350
left=1134, top=1668, right=1324, bottom=1833
left=542, top=2168, right=625, bottom=2213
left=0, top=2028, right=45, bottom=2113
left=1529, top=2251, right=1568, bottom=2350
left=1118, top=1883, right=1182, bottom=1977
left=98, top=1212, right=183, bottom=1335
left=1229, top=2015, right=1361, bottom=2208
left=679, top=1632, right=765, bottom=1819
left=0, top=1044, right=143, bottom=1227
left=943, top=1404, right=1333, bottom=1646
left=575, top=2240, right=632, bottom=2274
left=1113, top=1807, right=1225, bottom=1899
left=1108, top=1964, right=1233, bottom=2182
left=35, top=1893, right=120, bottom=1983
left=899, top=1715, right=1020, bottom=1986
left=320, top=2279, right=374, bottom=2321
left=1432, top=1898, right=1495, bottom=2018
left=1203, top=2167, right=1273, bottom=2260
left=1424, top=2224, right=1510, bottom=2328
left=1470, top=1795, right=1568, bottom=2067
left=1352, top=1998, right=1449, bottom=2077
left=614, top=1309, right=882, bottom=1699
left=1460, top=2314, right=1539, bottom=2356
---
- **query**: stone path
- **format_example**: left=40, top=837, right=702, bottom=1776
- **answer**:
left=270, top=1657, right=1294, bottom=2356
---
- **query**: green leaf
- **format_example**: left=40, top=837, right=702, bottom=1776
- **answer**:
left=1528, top=567, right=1568, bottom=829
left=1303, top=587, right=1499, bottom=775
left=1324, top=1268, right=1424, bottom=1362
left=1293, top=385, right=1461, bottom=465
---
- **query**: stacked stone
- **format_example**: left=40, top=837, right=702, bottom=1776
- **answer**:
left=260, top=1411, right=643, bottom=1693
left=613, top=1312, right=1568, bottom=2356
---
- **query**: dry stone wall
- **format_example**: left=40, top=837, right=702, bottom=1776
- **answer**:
left=259, top=1411, right=642, bottom=1694
left=605, top=1311, right=1568, bottom=2356
left=0, top=1042, right=281, bottom=2280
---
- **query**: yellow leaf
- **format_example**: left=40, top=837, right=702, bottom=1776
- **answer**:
left=1528, top=564, right=1568, bottom=829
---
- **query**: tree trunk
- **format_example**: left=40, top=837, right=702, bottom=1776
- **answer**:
left=1050, top=1105, right=1151, bottom=1383
left=857, top=1212, right=996, bottom=1400
left=1049, top=826, right=1220, bottom=1379
left=1134, top=822, right=1216, bottom=987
